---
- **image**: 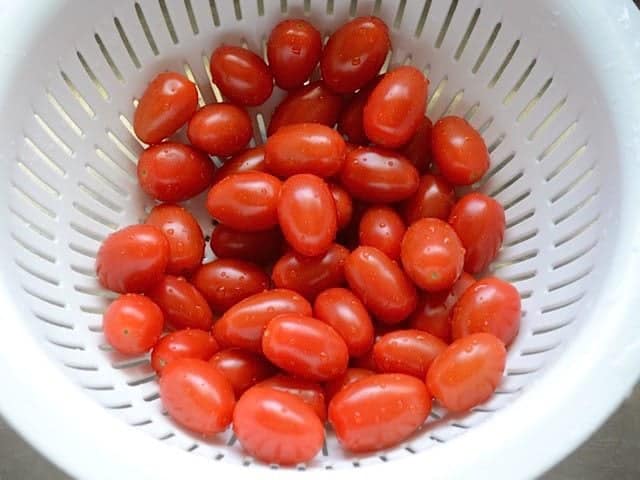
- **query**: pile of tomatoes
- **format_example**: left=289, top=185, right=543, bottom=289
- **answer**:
left=96, top=16, right=521, bottom=465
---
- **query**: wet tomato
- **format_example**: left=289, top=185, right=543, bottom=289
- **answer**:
left=257, top=374, right=327, bottom=421
left=358, top=206, right=405, bottom=260
left=324, top=368, right=374, bottom=402
left=147, top=275, right=214, bottom=331
left=209, top=348, right=276, bottom=397
left=373, top=329, right=447, bottom=378
left=187, top=103, right=253, bottom=157
left=401, top=116, right=433, bottom=173
left=337, top=78, right=379, bottom=144
left=330, top=184, right=354, bottom=230
left=211, top=146, right=266, bottom=184
left=401, top=174, right=456, bottom=224
left=103, top=294, right=164, bottom=355
left=151, top=329, right=219, bottom=375
left=210, top=225, right=282, bottom=264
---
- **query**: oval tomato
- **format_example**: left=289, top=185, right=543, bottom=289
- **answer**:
left=187, top=103, right=253, bottom=157
left=209, top=348, right=275, bottom=397
left=151, top=329, right=219, bottom=375
left=103, top=294, right=164, bottom=355
left=337, top=78, right=379, bottom=144
left=330, top=184, right=354, bottom=230
left=211, top=146, right=266, bottom=184
left=401, top=116, right=433, bottom=173
left=358, top=206, right=406, bottom=260
left=210, top=225, right=282, bottom=264
left=147, top=275, right=214, bottom=331
left=324, top=368, right=374, bottom=402
left=373, top=329, right=447, bottom=378
left=257, top=374, right=327, bottom=421
left=401, top=174, right=456, bottom=224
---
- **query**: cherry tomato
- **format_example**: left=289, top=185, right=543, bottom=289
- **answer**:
left=262, top=313, right=349, bottom=381
left=401, top=174, right=456, bottom=224
left=151, top=329, right=219, bottom=375
left=160, top=358, right=235, bottom=435
left=210, top=225, right=282, bottom=264
left=233, top=386, right=324, bottom=465
left=267, top=19, right=322, bottom=90
left=431, top=116, right=489, bottom=185
left=324, top=368, right=374, bottom=402
left=147, top=275, right=214, bottom=331
left=268, top=82, right=343, bottom=135
left=340, top=147, right=419, bottom=203
left=96, top=224, right=169, bottom=293
left=103, top=294, right=164, bottom=355
left=257, top=374, right=327, bottom=421
left=187, top=103, right=253, bottom=157
left=133, top=72, right=198, bottom=144
left=271, top=244, right=349, bottom=300
left=209, top=45, right=273, bottom=106
left=373, top=329, right=447, bottom=378
left=401, top=116, right=433, bottom=173
left=364, top=66, right=429, bottom=148
left=211, top=146, right=266, bottom=184
left=146, top=204, right=204, bottom=276
left=314, top=287, right=375, bottom=357
left=206, top=172, right=281, bottom=232
left=358, top=206, right=406, bottom=260
left=278, top=174, right=337, bottom=256
left=330, top=184, right=353, bottom=230
left=427, top=332, right=506, bottom=412
left=213, top=289, right=312, bottom=352
left=209, top=348, right=275, bottom=397
left=449, top=192, right=506, bottom=274
left=137, top=143, right=215, bottom=202
left=266, top=124, right=346, bottom=178
left=328, top=373, right=431, bottom=452
left=321, top=16, right=390, bottom=94
left=345, top=246, right=417, bottom=324
left=400, top=218, right=465, bottom=292
left=337, top=78, right=379, bottom=144
left=452, top=277, right=521, bottom=345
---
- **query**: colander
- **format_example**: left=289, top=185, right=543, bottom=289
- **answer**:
left=1, top=0, right=640, bottom=478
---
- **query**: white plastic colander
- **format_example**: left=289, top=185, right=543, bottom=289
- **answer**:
left=1, top=0, right=640, bottom=478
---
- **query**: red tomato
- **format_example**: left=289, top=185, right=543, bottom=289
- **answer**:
left=278, top=174, right=337, bottom=256
left=449, top=192, right=506, bottom=273
left=330, top=184, right=353, bottom=230
left=267, top=19, right=322, bottom=90
left=345, top=246, right=417, bottom=324
left=313, top=288, right=375, bottom=357
left=401, top=174, right=456, bottom=224
left=211, top=146, right=266, bottom=184
left=268, top=82, right=343, bottom=135
left=210, top=225, right=282, bottom=264
left=337, top=78, right=379, bottom=144
left=146, top=204, right=204, bottom=276
left=432, top=116, right=489, bottom=185
left=103, top=294, right=164, bottom=355
left=364, top=66, right=429, bottom=148
left=209, top=348, right=275, bottom=397
left=271, top=244, right=349, bottom=300
left=340, top=147, right=419, bottom=203
left=359, top=206, right=406, bottom=260
left=373, top=329, right=447, bottom=378
left=427, top=333, right=506, bottom=412
left=159, top=358, right=235, bottom=435
left=209, top=45, right=273, bottom=106
left=265, top=124, right=346, bottom=178
left=233, top=386, right=324, bottom=465
left=147, top=275, right=214, bottom=331
left=409, top=272, right=475, bottom=342
left=321, top=17, right=390, bottom=94
left=262, top=313, right=349, bottom=381
left=133, top=72, right=198, bottom=144
left=187, top=103, right=253, bottom=157
left=151, top=329, right=219, bottom=375
left=137, top=143, right=215, bottom=202
left=400, top=218, right=465, bottom=292
left=96, top=224, right=169, bottom=293
left=206, top=172, right=281, bottom=232
left=401, top=116, right=433, bottom=173
left=328, top=373, right=431, bottom=452
left=452, top=277, right=521, bottom=345
left=257, top=374, right=327, bottom=421
left=324, top=368, right=374, bottom=402
left=213, top=289, right=312, bottom=352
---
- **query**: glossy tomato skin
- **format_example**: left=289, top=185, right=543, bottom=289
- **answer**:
left=138, top=143, right=216, bottom=202
left=103, top=294, right=164, bottom=355
left=452, top=277, right=521, bottom=345
left=400, top=218, right=465, bottom=292
left=213, top=289, right=312, bottom=353
left=151, top=329, right=219, bottom=375
left=328, top=373, right=431, bottom=452
left=233, top=386, right=324, bottom=465
left=345, top=246, right=417, bottom=324
left=206, top=172, right=281, bottom=232
left=324, top=368, right=374, bottom=402
left=330, top=184, right=354, bottom=230
left=268, top=82, right=344, bottom=136
left=401, top=116, right=433, bottom=173
left=147, top=275, right=214, bottom=331
left=449, top=192, right=506, bottom=274
left=337, top=78, right=379, bottom=144
left=96, top=224, right=169, bottom=293
left=211, top=146, right=266, bottom=184
left=364, top=66, right=429, bottom=148
left=187, top=104, right=253, bottom=157
left=401, top=174, right=456, bottom=224
left=340, top=147, right=419, bottom=203
left=373, top=329, right=447, bottom=378
left=210, top=225, right=282, bottom=264
left=427, top=332, right=506, bottom=412
left=314, top=288, right=375, bottom=357
left=257, top=374, right=327, bottom=421
left=262, top=313, right=349, bottom=381
left=209, top=45, right=273, bottom=106
left=146, top=204, right=204, bottom=276
left=272, top=244, right=349, bottom=300
left=358, top=206, right=406, bottom=260
left=133, top=72, right=198, bottom=144
left=321, top=16, right=390, bottom=94
left=209, top=348, right=276, bottom=397
left=278, top=174, right=337, bottom=257
left=432, top=116, right=489, bottom=185
left=160, top=358, right=235, bottom=435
